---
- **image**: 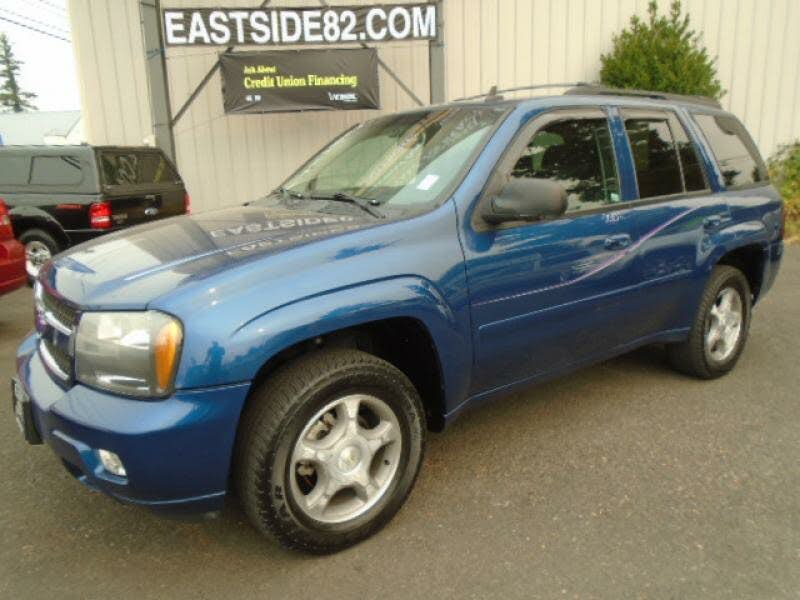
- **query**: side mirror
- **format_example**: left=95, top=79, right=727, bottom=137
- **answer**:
left=482, top=178, right=568, bottom=225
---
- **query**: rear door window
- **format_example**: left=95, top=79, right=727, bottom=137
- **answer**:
left=0, top=154, right=31, bottom=185
left=622, top=110, right=708, bottom=199
left=30, top=155, right=84, bottom=185
left=692, top=113, right=767, bottom=188
left=624, top=117, right=683, bottom=198
left=100, top=151, right=180, bottom=186
left=670, top=116, right=707, bottom=192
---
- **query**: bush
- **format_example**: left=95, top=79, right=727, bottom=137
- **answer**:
left=600, top=0, right=723, bottom=100
left=768, top=143, right=800, bottom=241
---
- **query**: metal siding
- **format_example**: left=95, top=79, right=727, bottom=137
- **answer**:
left=68, top=0, right=153, bottom=146
left=442, top=0, right=800, bottom=162
left=71, top=0, right=800, bottom=212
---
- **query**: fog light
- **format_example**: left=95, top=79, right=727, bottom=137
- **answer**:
left=98, top=449, right=127, bottom=477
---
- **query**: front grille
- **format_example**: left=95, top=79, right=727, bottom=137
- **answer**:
left=41, top=339, right=72, bottom=378
left=37, top=287, right=79, bottom=383
left=42, top=291, right=78, bottom=330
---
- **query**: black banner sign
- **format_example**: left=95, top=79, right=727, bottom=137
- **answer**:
left=220, top=48, right=380, bottom=113
left=163, top=4, right=437, bottom=46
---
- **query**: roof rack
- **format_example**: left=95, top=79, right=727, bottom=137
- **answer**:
left=454, top=82, right=591, bottom=102
left=453, top=82, right=722, bottom=109
left=563, top=84, right=722, bottom=109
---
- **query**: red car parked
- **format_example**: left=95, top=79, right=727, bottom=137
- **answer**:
left=0, top=199, right=26, bottom=296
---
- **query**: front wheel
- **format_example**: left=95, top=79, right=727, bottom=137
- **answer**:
left=667, top=265, right=751, bottom=379
left=235, top=349, right=425, bottom=554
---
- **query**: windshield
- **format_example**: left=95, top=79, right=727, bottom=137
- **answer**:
left=280, top=106, right=507, bottom=211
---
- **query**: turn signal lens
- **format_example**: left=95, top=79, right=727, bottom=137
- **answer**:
left=155, top=319, right=183, bottom=393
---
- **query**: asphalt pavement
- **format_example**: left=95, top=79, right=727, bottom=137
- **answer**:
left=1, top=247, right=798, bottom=599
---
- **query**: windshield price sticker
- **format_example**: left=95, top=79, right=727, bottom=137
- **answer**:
left=163, top=4, right=437, bottom=46
left=416, top=174, right=439, bottom=191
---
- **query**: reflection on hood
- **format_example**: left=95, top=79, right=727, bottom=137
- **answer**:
left=216, top=215, right=365, bottom=259
left=43, top=202, right=378, bottom=307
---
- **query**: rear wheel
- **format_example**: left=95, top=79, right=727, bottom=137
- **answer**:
left=19, top=228, right=60, bottom=279
left=667, top=265, right=751, bottom=379
left=235, top=348, right=425, bottom=554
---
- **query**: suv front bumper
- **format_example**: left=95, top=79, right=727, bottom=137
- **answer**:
left=14, top=334, right=251, bottom=515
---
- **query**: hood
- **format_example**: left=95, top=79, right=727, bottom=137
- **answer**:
left=42, top=202, right=374, bottom=308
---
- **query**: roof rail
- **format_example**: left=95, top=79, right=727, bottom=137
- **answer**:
left=454, top=82, right=592, bottom=102
left=563, top=84, right=722, bottom=109
left=453, top=82, right=722, bottom=109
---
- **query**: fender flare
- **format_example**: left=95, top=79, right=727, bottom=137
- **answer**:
left=9, top=206, right=69, bottom=247
left=703, top=219, right=769, bottom=275
left=177, top=276, right=472, bottom=412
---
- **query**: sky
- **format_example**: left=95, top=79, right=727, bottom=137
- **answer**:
left=0, top=0, right=81, bottom=112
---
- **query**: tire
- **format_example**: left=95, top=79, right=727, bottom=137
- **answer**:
left=19, top=228, right=61, bottom=280
left=235, top=348, right=426, bottom=554
left=667, top=265, right=752, bottom=379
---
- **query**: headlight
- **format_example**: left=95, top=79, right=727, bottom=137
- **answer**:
left=75, top=311, right=183, bottom=398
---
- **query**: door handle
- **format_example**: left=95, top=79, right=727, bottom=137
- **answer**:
left=703, top=215, right=723, bottom=230
left=604, top=233, right=632, bottom=250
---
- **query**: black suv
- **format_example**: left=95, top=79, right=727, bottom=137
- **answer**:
left=0, top=145, right=189, bottom=277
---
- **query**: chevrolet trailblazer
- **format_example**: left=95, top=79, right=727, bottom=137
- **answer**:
left=12, top=85, right=784, bottom=553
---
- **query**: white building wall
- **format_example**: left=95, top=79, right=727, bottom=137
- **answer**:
left=444, top=0, right=800, bottom=163
left=68, top=0, right=153, bottom=146
left=69, top=0, right=800, bottom=212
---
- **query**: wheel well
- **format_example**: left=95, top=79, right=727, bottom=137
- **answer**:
left=717, top=244, right=765, bottom=301
left=249, top=318, right=447, bottom=431
left=12, top=217, right=68, bottom=250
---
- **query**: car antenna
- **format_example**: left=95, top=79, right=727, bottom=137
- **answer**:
left=484, top=85, right=502, bottom=102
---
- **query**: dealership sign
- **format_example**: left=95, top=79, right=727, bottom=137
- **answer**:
left=162, top=4, right=437, bottom=46
left=220, top=48, right=379, bottom=113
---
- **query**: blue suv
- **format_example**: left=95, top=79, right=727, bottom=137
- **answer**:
left=11, top=85, right=785, bottom=553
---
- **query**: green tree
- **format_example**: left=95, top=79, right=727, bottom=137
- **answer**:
left=768, top=143, right=800, bottom=240
left=600, top=0, right=723, bottom=100
left=0, top=33, right=36, bottom=113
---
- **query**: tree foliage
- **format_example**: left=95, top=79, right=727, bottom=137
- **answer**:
left=0, top=33, right=36, bottom=113
left=768, top=143, right=800, bottom=240
left=600, top=0, right=723, bottom=100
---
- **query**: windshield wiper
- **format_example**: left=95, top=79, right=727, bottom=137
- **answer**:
left=308, top=192, right=385, bottom=219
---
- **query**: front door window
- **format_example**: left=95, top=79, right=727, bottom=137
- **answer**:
left=510, top=116, right=621, bottom=214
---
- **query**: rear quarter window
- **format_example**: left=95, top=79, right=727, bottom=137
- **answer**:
left=100, top=151, right=180, bottom=186
left=0, top=154, right=31, bottom=185
left=692, top=113, right=767, bottom=188
left=30, top=155, right=84, bottom=185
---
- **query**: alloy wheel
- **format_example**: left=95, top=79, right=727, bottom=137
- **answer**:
left=289, top=393, right=402, bottom=524
left=25, top=240, right=52, bottom=278
left=704, top=286, right=743, bottom=363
